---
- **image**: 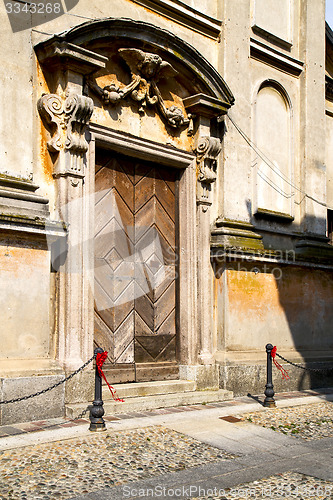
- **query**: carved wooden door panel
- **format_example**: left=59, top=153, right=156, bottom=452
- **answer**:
left=94, top=150, right=178, bottom=382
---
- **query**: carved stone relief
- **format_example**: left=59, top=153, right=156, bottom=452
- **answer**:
left=195, top=136, right=221, bottom=210
left=38, top=93, right=94, bottom=178
left=86, top=48, right=193, bottom=133
left=38, top=93, right=94, bottom=155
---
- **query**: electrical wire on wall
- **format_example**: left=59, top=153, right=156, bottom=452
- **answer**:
left=227, top=114, right=333, bottom=211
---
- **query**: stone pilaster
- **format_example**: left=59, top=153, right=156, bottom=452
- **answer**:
left=183, top=94, right=231, bottom=384
left=36, top=41, right=106, bottom=376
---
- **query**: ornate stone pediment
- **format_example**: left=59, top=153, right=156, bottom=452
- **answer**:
left=86, top=48, right=193, bottom=133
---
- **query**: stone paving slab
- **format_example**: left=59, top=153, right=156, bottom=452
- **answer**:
left=192, top=472, right=333, bottom=499
left=0, top=388, right=332, bottom=441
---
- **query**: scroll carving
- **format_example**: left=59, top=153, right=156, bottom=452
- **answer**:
left=195, top=136, right=221, bottom=183
left=195, top=136, right=221, bottom=210
left=38, top=93, right=94, bottom=155
left=86, top=48, right=193, bottom=133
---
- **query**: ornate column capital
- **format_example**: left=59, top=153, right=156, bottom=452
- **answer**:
left=38, top=93, right=94, bottom=178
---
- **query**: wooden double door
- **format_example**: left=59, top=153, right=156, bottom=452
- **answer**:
left=94, top=150, right=179, bottom=382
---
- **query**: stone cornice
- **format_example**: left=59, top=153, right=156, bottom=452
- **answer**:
left=0, top=175, right=66, bottom=240
left=251, top=25, right=292, bottom=51
left=88, top=123, right=195, bottom=169
left=130, top=0, right=222, bottom=39
left=250, top=38, right=304, bottom=77
left=183, top=93, right=231, bottom=117
left=35, top=39, right=107, bottom=75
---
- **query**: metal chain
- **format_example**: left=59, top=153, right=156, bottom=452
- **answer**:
left=70, top=405, right=91, bottom=421
left=276, top=352, right=333, bottom=373
left=0, top=355, right=95, bottom=405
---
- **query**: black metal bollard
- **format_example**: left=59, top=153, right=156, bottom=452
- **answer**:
left=89, top=347, right=106, bottom=431
left=263, top=343, right=276, bottom=408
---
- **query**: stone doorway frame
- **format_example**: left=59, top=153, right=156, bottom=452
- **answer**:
left=87, top=124, right=197, bottom=373
left=34, top=18, right=234, bottom=395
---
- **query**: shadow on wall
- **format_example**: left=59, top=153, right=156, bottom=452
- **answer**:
left=211, top=211, right=333, bottom=395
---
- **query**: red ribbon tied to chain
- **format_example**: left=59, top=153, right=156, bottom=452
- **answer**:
left=271, top=346, right=290, bottom=380
left=96, top=351, right=124, bottom=402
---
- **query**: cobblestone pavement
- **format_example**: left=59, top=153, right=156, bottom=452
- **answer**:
left=1, top=393, right=333, bottom=500
left=0, top=426, right=236, bottom=500
left=192, top=472, right=333, bottom=499
left=243, top=401, right=333, bottom=440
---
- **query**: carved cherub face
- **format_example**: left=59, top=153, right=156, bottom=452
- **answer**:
left=119, top=49, right=177, bottom=81
left=139, top=53, right=163, bottom=78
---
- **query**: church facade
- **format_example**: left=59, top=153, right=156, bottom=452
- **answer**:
left=0, top=0, right=332, bottom=424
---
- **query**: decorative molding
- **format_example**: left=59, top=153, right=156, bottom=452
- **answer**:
left=51, top=18, right=234, bottom=105
left=251, top=25, right=292, bottom=51
left=130, top=0, right=222, bottom=39
left=211, top=218, right=264, bottom=252
left=195, top=136, right=221, bottom=210
left=35, top=39, right=107, bottom=75
left=87, top=48, right=193, bottom=133
left=0, top=214, right=66, bottom=240
left=38, top=93, right=94, bottom=177
left=250, top=38, right=303, bottom=77
left=88, top=123, right=195, bottom=169
left=295, top=239, right=333, bottom=263
left=254, top=208, right=294, bottom=222
left=0, top=174, right=65, bottom=240
left=64, top=94, right=94, bottom=154
left=183, top=93, right=231, bottom=117
left=195, top=136, right=221, bottom=183
left=38, top=93, right=94, bottom=155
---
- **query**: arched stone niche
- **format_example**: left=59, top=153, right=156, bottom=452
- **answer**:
left=253, top=80, right=294, bottom=221
left=35, top=18, right=234, bottom=390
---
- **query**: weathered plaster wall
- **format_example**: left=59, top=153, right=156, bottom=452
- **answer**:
left=0, top=241, right=51, bottom=362
left=0, top=8, right=33, bottom=180
left=214, top=261, right=333, bottom=394
left=216, top=263, right=333, bottom=357
left=299, top=0, right=326, bottom=235
left=219, top=0, right=326, bottom=237
left=217, top=0, right=252, bottom=223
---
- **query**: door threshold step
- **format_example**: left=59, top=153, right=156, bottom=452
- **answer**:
left=65, top=389, right=234, bottom=418
left=102, top=380, right=196, bottom=399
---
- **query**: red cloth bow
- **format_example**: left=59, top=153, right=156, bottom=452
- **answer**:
left=96, top=351, right=124, bottom=402
left=271, top=346, right=289, bottom=380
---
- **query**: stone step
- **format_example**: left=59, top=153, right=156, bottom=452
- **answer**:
left=102, top=380, right=196, bottom=399
left=65, top=389, right=234, bottom=418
